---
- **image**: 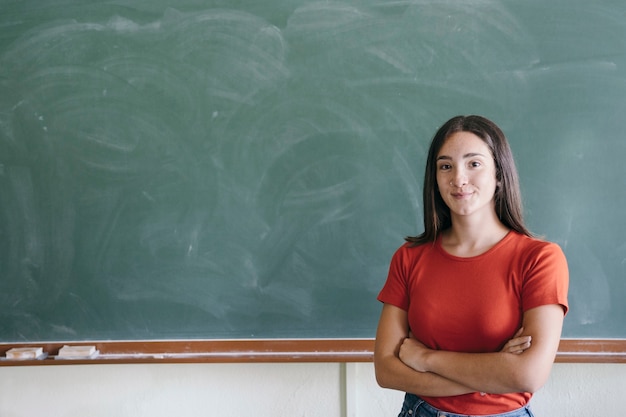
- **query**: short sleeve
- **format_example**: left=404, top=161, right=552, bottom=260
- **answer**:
left=522, top=242, right=569, bottom=315
left=377, top=245, right=410, bottom=311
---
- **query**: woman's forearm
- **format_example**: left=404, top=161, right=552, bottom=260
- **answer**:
left=421, top=350, right=535, bottom=394
left=399, top=338, right=531, bottom=394
left=375, top=353, right=475, bottom=397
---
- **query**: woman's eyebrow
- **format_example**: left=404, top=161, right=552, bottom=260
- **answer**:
left=436, top=152, right=487, bottom=161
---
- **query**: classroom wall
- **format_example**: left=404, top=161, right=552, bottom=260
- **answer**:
left=1, top=362, right=624, bottom=416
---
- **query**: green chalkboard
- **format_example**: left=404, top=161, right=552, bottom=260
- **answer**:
left=1, top=0, right=625, bottom=342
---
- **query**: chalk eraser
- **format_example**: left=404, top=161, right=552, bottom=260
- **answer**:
left=56, top=345, right=99, bottom=359
left=5, top=347, right=46, bottom=360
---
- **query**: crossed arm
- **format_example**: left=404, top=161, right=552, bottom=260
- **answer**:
left=374, top=303, right=564, bottom=396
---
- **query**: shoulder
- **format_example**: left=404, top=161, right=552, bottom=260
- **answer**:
left=506, top=232, right=566, bottom=259
left=393, top=240, right=437, bottom=259
left=389, top=241, right=438, bottom=273
left=505, top=232, right=569, bottom=278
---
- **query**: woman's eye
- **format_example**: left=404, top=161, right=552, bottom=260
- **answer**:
left=438, top=164, right=451, bottom=170
left=470, top=161, right=481, bottom=168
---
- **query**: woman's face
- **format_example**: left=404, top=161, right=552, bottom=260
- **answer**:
left=435, top=131, right=499, bottom=220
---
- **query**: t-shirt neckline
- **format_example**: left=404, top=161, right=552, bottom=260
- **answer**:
left=435, top=230, right=514, bottom=261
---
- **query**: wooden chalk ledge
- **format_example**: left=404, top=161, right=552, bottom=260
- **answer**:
left=0, top=339, right=625, bottom=366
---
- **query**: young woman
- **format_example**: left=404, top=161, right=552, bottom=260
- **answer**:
left=374, top=115, right=569, bottom=417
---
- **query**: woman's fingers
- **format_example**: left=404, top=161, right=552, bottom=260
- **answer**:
left=501, top=328, right=532, bottom=354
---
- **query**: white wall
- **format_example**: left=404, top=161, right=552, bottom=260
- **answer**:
left=1, top=362, right=625, bottom=416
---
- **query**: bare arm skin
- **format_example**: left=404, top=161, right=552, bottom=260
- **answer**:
left=373, top=304, right=534, bottom=396
left=398, top=304, right=564, bottom=394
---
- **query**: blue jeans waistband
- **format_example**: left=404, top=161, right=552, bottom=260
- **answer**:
left=399, top=393, right=535, bottom=417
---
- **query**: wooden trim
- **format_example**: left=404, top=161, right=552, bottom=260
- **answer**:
left=555, top=339, right=626, bottom=363
left=0, top=339, right=375, bottom=365
left=1, top=339, right=625, bottom=366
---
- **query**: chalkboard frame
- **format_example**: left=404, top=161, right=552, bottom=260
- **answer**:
left=3, top=0, right=626, bottom=346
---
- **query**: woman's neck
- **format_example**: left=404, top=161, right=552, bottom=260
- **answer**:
left=441, top=215, right=510, bottom=258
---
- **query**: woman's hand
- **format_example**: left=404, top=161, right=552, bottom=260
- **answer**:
left=500, top=327, right=532, bottom=355
left=398, top=333, right=431, bottom=372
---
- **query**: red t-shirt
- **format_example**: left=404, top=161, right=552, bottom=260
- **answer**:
left=377, top=231, right=569, bottom=415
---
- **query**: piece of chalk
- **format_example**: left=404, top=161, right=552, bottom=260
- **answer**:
left=6, top=347, right=44, bottom=360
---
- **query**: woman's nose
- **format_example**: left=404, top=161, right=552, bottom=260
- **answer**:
left=450, top=170, right=468, bottom=187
